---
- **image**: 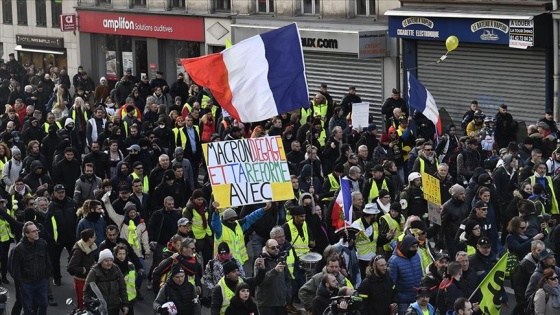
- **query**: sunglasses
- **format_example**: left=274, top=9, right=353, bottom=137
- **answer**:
left=549, top=276, right=559, bottom=281
left=268, top=245, right=280, bottom=250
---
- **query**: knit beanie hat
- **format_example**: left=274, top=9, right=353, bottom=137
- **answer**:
left=223, top=260, right=238, bottom=275
left=449, top=184, right=466, bottom=198
left=222, top=208, right=238, bottom=221
left=171, top=264, right=185, bottom=277
left=191, top=189, right=204, bottom=200
left=98, top=249, right=114, bottom=263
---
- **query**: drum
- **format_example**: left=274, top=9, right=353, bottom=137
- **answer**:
left=299, top=252, right=322, bottom=273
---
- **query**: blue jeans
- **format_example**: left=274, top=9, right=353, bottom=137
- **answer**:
left=21, top=278, right=48, bottom=315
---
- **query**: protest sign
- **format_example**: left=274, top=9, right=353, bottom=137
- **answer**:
left=422, top=173, right=441, bottom=224
left=203, top=136, right=294, bottom=207
left=350, top=102, right=370, bottom=130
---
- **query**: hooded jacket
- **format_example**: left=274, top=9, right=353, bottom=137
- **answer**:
left=84, top=263, right=128, bottom=312
left=53, top=154, right=82, bottom=194
left=23, top=160, right=54, bottom=193
left=388, top=235, right=423, bottom=304
left=73, top=172, right=102, bottom=206
left=358, top=269, right=396, bottom=315
left=76, top=212, right=107, bottom=248
left=153, top=275, right=201, bottom=315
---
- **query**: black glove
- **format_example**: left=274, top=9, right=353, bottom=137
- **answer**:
left=157, top=307, right=169, bottom=315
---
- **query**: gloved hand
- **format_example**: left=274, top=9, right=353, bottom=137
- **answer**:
left=157, top=307, right=169, bottom=315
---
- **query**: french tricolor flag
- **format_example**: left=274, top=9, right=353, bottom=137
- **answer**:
left=331, top=177, right=352, bottom=229
left=181, top=23, right=310, bottom=123
left=407, top=72, right=442, bottom=136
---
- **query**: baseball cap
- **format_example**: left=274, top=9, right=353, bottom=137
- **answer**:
left=434, top=251, right=450, bottom=262
left=127, top=144, right=141, bottom=152
left=540, top=248, right=555, bottom=261
left=177, top=218, right=191, bottom=226
left=477, top=236, right=491, bottom=248
left=54, top=184, right=65, bottom=192
left=474, top=201, right=488, bottom=209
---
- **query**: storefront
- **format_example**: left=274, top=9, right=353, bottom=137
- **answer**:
left=14, top=35, right=67, bottom=70
left=232, top=19, right=394, bottom=127
left=76, top=9, right=205, bottom=86
left=386, top=8, right=552, bottom=129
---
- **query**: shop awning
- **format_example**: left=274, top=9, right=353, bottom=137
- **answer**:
left=385, top=7, right=546, bottom=20
left=14, top=45, right=65, bottom=55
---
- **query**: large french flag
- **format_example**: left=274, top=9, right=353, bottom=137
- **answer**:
left=181, top=23, right=309, bottom=123
left=407, top=72, right=442, bottom=135
left=331, top=177, right=352, bottom=229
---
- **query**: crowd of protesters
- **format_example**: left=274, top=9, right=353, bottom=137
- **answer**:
left=0, top=56, right=560, bottom=315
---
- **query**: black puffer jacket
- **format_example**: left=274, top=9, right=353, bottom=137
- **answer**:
left=441, top=197, right=469, bottom=241
left=46, top=197, right=78, bottom=245
left=154, top=277, right=200, bottom=315
left=358, top=271, right=396, bottom=315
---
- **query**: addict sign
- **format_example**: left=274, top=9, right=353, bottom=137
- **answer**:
left=203, top=136, right=294, bottom=207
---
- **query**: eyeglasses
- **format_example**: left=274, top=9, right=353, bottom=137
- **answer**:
left=268, top=245, right=280, bottom=250
left=549, top=276, right=559, bottom=281
left=424, top=149, right=433, bottom=152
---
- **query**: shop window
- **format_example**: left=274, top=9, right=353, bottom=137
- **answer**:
left=16, top=0, right=26, bottom=25
left=172, top=0, right=185, bottom=8
left=356, top=0, right=374, bottom=16
left=36, top=0, right=47, bottom=27
left=257, top=0, right=273, bottom=13
left=2, top=0, right=12, bottom=24
left=133, top=0, right=146, bottom=7
left=302, top=0, right=319, bottom=15
left=98, top=0, right=111, bottom=5
left=214, top=0, right=231, bottom=12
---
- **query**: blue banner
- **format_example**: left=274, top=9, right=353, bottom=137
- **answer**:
left=389, top=16, right=520, bottom=45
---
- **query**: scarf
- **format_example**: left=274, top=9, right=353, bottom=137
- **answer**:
left=543, top=283, right=560, bottom=308
left=114, top=258, right=130, bottom=275
left=195, top=203, right=208, bottom=229
left=127, top=220, right=140, bottom=249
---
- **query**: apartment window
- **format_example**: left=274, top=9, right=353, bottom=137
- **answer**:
left=51, top=0, right=62, bottom=27
left=133, top=0, right=146, bottom=7
left=172, top=0, right=185, bottom=8
left=356, top=0, right=374, bottom=16
left=302, top=0, right=319, bottom=14
left=214, top=0, right=230, bottom=11
left=36, top=0, right=46, bottom=27
left=257, top=0, right=273, bottom=13
left=2, top=0, right=12, bottom=24
left=98, top=0, right=111, bottom=4
left=16, top=0, right=26, bottom=25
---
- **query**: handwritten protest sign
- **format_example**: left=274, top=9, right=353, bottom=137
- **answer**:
left=202, top=136, right=294, bottom=207
left=422, top=173, right=442, bottom=225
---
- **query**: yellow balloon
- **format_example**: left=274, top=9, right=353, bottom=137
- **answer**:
left=446, top=36, right=459, bottom=52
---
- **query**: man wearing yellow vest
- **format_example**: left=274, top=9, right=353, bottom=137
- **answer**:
left=409, top=220, right=434, bottom=275
left=352, top=203, right=394, bottom=278
left=379, top=202, right=405, bottom=258
left=211, top=202, right=271, bottom=265
left=529, top=162, right=559, bottom=216
left=130, top=161, right=149, bottom=193
left=183, top=189, right=214, bottom=265
left=412, top=141, right=439, bottom=176
left=211, top=258, right=266, bottom=315
left=362, top=165, right=396, bottom=203
left=321, top=164, right=344, bottom=203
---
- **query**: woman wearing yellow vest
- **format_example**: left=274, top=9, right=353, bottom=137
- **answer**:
left=113, top=244, right=137, bottom=314
left=379, top=202, right=405, bottom=259
left=457, top=221, right=482, bottom=257
left=183, top=189, right=215, bottom=265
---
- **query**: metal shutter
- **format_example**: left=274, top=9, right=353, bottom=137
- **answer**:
left=417, top=41, right=546, bottom=130
left=304, top=52, right=384, bottom=128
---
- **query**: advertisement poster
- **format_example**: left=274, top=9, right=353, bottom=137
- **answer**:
left=105, top=51, right=117, bottom=81
left=122, top=52, right=134, bottom=74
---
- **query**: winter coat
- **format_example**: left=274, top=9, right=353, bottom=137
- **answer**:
left=84, top=263, right=128, bottom=312
left=11, top=237, right=51, bottom=283
left=298, top=267, right=352, bottom=309
left=22, top=160, right=54, bottom=193
left=67, top=239, right=98, bottom=280
left=224, top=297, right=259, bottom=315
left=312, top=283, right=337, bottom=315
left=255, top=252, right=292, bottom=307
left=103, top=198, right=150, bottom=258
left=441, top=197, right=469, bottom=240
left=505, top=233, right=533, bottom=259
left=512, top=252, right=538, bottom=305
left=73, top=174, right=102, bottom=206
left=468, top=251, right=497, bottom=282
left=358, top=272, right=396, bottom=315
left=526, top=263, right=560, bottom=300
left=53, top=157, right=82, bottom=194
left=388, top=236, right=423, bottom=304
left=76, top=213, right=107, bottom=248
left=153, top=277, right=201, bottom=315
left=46, top=197, right=78, bottom=245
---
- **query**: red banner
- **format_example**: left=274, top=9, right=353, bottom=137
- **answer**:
left=77, top=10, right=204, bottom=42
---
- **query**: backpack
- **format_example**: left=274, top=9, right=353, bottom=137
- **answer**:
left=525, top=290, right=549, bottom=315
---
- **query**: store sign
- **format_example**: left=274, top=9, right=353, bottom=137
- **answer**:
left=389, top=16, right=536, bottom=48
left=77, top=10, right=204, bottom=42
left=232, top=25, right=386, bottom=57
left=59, top=14, right=77, bottom=32
left=16, top=35, right=64, bottom=48
left=509, top=20, right=534, bottom=49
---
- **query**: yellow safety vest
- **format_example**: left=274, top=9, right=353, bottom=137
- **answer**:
left=215, top=222, right=248, bottom=264
left=201, top=95, right=211, bottom=108
left=130, top=173, right=149, bottom=193
left=353, top=219, right=378, bottom=261
left=190, top=209, right=212, bottom=239
left=300, top=108, right=312, bottom=126
left=286, top=247, right=296, bottom=280
left=312, top=100, right=328, bottom=119
left=172, top=128, right=187, bottom=150
left=120, top=107, right=140, bottom=120
left=0, top=193, right=12, bottom=241
left=397, top=128, right=413, bottom=161
left=193, top=125, right=200, bottom=136
left=467, top=244, right=476, bottom=257
left=218, top=276, right=243, bottom=315
left=529, top=175, right=559, bottom=214
left=317, top=129, right=326, bottom=146
left=71, top=108, right=89, bottom=124
left=287, top=220, right=309, bottom=257
left=419, top=158, right=438, bottom=175
left=322, top=174, right=340, bottom=202
left=124, top=265, right=137, bottom=301
left=43, top=121, right=62, bottom=133
left=368, top=178, right=388, bottom=203
left=183, top=103, right=193, bottom=114
left=418, top=244, right=433, bottom=275
left=380, top=213, right=403, bottom=252
left=51, top=216, right=58, bottom=242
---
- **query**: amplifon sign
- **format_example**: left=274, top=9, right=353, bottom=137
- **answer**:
left=60, top=14, right=77, bottom=32
left=77, top=10, right=204, bottom=42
